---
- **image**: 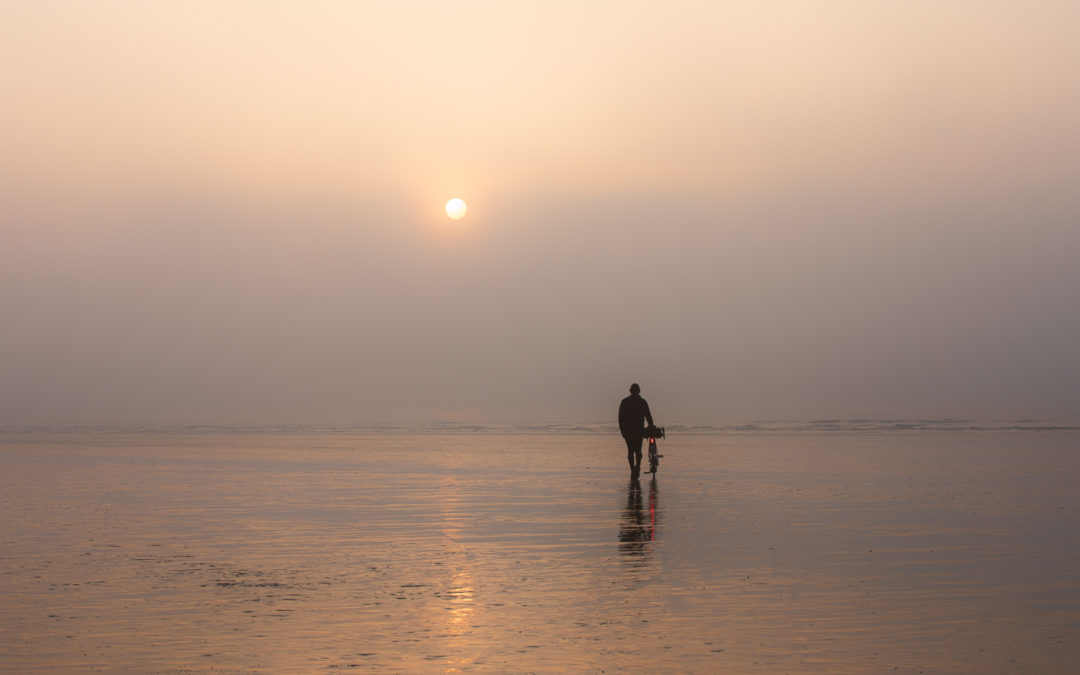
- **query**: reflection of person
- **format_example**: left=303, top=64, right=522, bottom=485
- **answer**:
left=618, top=383, right=654, bottom=477
left=618, top=479, right=647, bottom=557
left=618, top=476, right=659, bottom=560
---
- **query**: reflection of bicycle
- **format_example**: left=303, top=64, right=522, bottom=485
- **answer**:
left=643, top=426, right=665, bottom=474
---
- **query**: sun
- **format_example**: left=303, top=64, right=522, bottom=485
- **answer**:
left=445, top=198, right=467, bottom=220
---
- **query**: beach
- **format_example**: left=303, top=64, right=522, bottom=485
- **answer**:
left=1, top=428, right=1077, bottom=673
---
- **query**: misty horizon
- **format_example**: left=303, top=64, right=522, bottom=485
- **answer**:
left=3, top=2, right=1078, bottom=427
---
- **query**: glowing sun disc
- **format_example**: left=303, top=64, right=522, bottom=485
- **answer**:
left=445, top=198, right=468, bottom=220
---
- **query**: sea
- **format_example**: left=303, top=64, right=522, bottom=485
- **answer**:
left=2, top=421, right=1078, bottom=673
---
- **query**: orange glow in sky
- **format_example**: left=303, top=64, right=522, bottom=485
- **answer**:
left=2, top=2, right=1078, bottom=425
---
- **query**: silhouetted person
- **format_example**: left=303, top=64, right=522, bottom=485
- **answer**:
left=619, top=383, right=654, bottom=477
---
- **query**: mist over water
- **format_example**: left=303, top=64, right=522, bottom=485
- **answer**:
left=3, top=187, right=1078, bottom=426
left=4, top=5, right=1079, bottom=673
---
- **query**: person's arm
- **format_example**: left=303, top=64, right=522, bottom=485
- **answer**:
left=644, top=401, right=654, bottom=427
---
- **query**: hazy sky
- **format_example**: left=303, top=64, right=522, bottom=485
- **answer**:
left=3, top=1, right=1078, bottom=425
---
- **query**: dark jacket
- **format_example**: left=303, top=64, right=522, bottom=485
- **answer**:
left=619, top=393, right=654, bottom=438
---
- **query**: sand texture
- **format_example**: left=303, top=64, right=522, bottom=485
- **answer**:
left=1, top=430, right=1077, bottom=673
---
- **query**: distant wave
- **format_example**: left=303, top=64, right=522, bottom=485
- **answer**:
left=2, top=419, right=1079, bottom=435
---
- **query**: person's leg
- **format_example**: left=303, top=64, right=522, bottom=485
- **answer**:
left=626, top=436, right=643, bottom=472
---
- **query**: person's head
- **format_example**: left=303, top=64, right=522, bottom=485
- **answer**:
left=629, top=383, right=640, bottom=395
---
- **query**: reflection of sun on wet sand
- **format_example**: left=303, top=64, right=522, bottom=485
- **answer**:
left=446, top=569, right=475, bottom=628
left=2, top=430, right=1078, bottom=672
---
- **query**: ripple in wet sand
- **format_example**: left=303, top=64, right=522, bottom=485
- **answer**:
left=1, top=431, right=1078, bottom=672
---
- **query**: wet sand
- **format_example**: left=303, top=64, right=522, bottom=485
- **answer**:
left=1, top=430, right=1078, bottom=673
